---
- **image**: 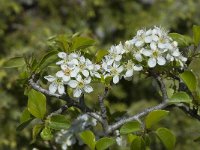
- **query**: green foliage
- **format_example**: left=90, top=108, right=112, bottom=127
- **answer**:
left=193, top=25, right=200, bottom=46
left=28, top=89, right=46, bottom=119
left=120, top=121, right=141, bottom=134
left=79, top=130, right=96, bottom=150
left=95, top=49, right=108, bottom=63
left=131, top=136, right=145, bottom=150
left=96, top=137, right=116, bottom=150
left=145, top=110, right=169, bottom=129
left=180, top=71, right=197, bottom=92
left=169, top=33, right=192, bottom=47
left=47, top=114, right=70, bottom=130
left=32, top=124, right=44, bottom=141
left=3, top=57, right=25, bottom=68
left=156, top=128, right=176, bottom=150
left=169, top=92, right=192, bottom=104
left=40, top=127, right=53, bottom=141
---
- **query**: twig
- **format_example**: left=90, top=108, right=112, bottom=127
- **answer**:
left=47, top=104, right=68, bottom=118
left=107, top=102, right=168, bottom=134
left=98, top=87, right=109, bottom=135
left=154, top=75, right=168, bottom=102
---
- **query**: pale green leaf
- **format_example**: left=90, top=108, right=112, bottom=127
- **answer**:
left=131, top=136, right=145, bottom=150
left=170, top=92, right=192, bottom=104
left=3, top=57, right=25, bottom=68
left=48, top=114, right=70, bottom=130
left=79, top=130, right=96, bottom=150
left=180, top=71, right=197, bottom=92
left=193, top=25, right=200, bottom=46
left=96, top=137, right=116, bottom=150
left=145, top=110, right=169, bottom=129
left=120, top=121, right=141, bottom=134
left=156, top=128, right=176, bottom=150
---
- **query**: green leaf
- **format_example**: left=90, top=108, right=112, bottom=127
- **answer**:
left=79, top=130, right=96, bottom=150
left=156, top=128, right=176, bottom=150
left=28, top=89, right=46, bottom=119
left=40, top=127, right=53, bottom=141
left=38, top=51, right=58, bottom=71
left=145, top=110, right=169, bottom=129
left=37, top=50, right=58, bottom=71
left=72, top=37, right=95, bottom=50
left=48, top=114, right=70, bottom=130
left=180, top=71, right=197, bottom=92
left=96, top=137, right=116, bottom=150
left=3, top=57, right=25, bottom=68
left=169, top=92, right=192, bottom=104
left=20, top=108, right=31, bottom=123
left=120, top=121, right=141, bottom=134
left=131, top=136, right=145, bottom=150
left=16, top=118, right=34, bottom=131
left=95, top=49, right=108, bottom=63
left=169, top=33, right=192, bottom=47
left=32, top=124, right=43, bottom=140
left=194, top=136, right=200, bottom=142
left=193, top=25, right=200, bottom=46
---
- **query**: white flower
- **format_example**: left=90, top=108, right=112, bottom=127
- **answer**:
left=89, top=64, right=101, bottom=78
left=77, top=56, right=92, bottom=77
left=108, top=62, right=124, bottom=84
left=44, top=75, right=65, bottom=94
left=124, top=60, right=143, bottom=78
left=68, top=75, right=93, bottom=98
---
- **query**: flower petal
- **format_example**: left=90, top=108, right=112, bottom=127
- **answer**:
left=58, top=84, right=65, bottom=94
left=84, top=85, right=93, bottom=93
left=68, top=80, right=78, bottom=88
left=134, top=53, right=143, bottom=62
left=125, top=69, right=133, bottom=77
left=148, top=58, right=157, bottom=68
left=49, top=82, right=58, bottom=94
left=113, top=75, right=119, bottom=84
left=133, top=65, right=143, bottom=71
left=56, top=71, right=64, bottom=77
left=63, top=75, right=70, bottom=82
left=150, top=42, right=157, bottom=50
left=141, top=49, right=152, bottom=56
left=82, top=70, right=89, bottom=77
left=73, top=88, right=82, bottom=98
left=157, top=56, right=166, bottom=66
left=44, top=75, right=56, bottom=82
left=58, top=52, right=67, bottom=59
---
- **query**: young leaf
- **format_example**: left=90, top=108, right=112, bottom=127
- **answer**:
left=180, top=71, right=197, bottom=92
left=120, top=121, right=141, bottom=134
left=193, top=25, right=200, bottom=46
left=96, top=137, right=116, bottom=150
left=169, top=92, right=192, bottom=104
left=95, top=49, right=108, bottom=63
left=72, top=37, right=95, bottom=50
left=16, top=118, right=34, bottom=131
left=32, top=124, right=43, bottom=140
left=131, top=136, right=145, bottom=150
left=145, top=110, right=169, bottom=129
left=48, top=114, right=70, bottom=130
left=28, top=89, right=46, bottom=119
left=3, top=57, right=25, bottom=68
left=40, top=127, right=53, bottom=141
left=156, top=128, right=176, bottom=150
left=169, top=33, right=192, bottom=47
left=79, top=130, right=96, bottom=150
left=20, top=108, right=31, bottom=123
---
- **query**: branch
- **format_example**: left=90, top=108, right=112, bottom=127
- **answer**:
left=107, top=102, right=168, bottom=134
left=28, top=75, right=103, bottom=123
left=47, top=104, right=68, bottom=118
left=154, top=75, right=168, bottom=102
left=98, top=87, right=109, bottom=134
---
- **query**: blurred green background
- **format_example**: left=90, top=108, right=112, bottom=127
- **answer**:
left=1, top=0, right=200, bottom=149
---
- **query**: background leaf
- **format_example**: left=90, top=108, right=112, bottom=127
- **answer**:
left=156, top=128, right=176, bottom=150
left=145, top=110, right=169, bottom=129
left=131, top=136, right=145, bottom=150
left=96, top=137, right=116, bottom=150
left=169, top=92, right=192, bottom=104
left=193, top=25, right=200, bottom=46
left=48, top=114, right=70, bottom=130
left=120, top=121, right=141, bottom=134
left=79, top=130, right=96, bottom=150
left=3, top=57, right=25, bottom=68
left=180, top=71, right=197, bottom=92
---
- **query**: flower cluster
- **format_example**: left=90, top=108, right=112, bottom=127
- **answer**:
left=44, top=52, right=101, bottom=97
left=45, top=27, right=188, bottom=94
left=55, top=114, right=97, bottom=150
left=101, top=26, right=187, bottom=84
left=126, top=26, right=187, bottom=68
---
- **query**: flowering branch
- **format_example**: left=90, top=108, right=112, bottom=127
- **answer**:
left=29, top=74, right=103, bottom=123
